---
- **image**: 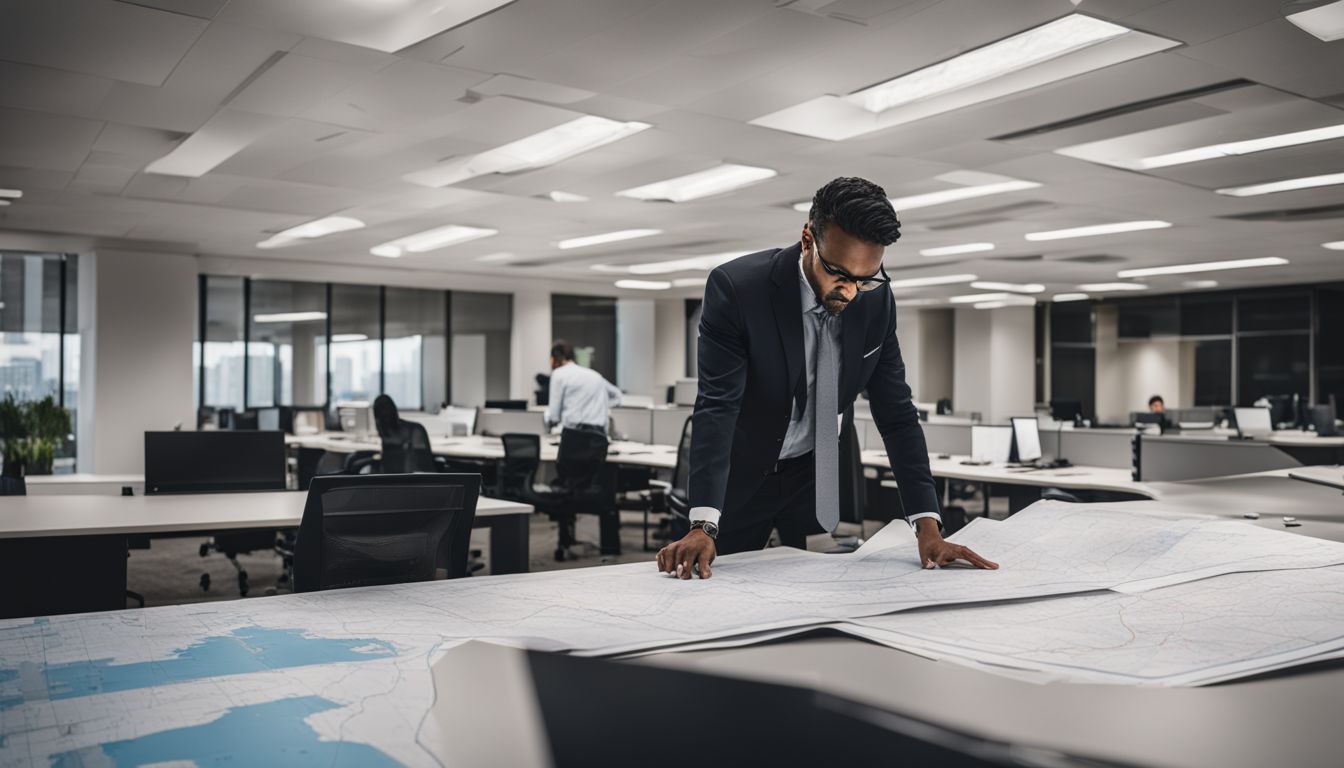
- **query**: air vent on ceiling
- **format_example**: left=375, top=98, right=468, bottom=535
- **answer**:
left=991, top=79, right=1253, bottom=141
left=1220, top=202, right=1344, bottom=222
left=989, top=254, right=1043, bottom=262
left=1059, top=254, right=1126, bottom=264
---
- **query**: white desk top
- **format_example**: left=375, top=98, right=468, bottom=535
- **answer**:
left=288, top=433, right=679, bottom=469
left=863, top=450, right=1153, bottom=497
left=0, top=491, right=531, bottom=539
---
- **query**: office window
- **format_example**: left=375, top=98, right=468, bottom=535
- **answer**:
left=1238, top=294, right=1310, bottom=333
left=1179, top=295, right=1232, bottom=336
left=452, top=291, right=511, bottom=406
left=1319, top=286, right=1344, bottom=410
left=198, top=276, right=246, bottom=410
left=1118, top=298, right=1178, bottom=339
left=385, top=287, right=446, bottom=412
left=1238, top=334, right=1310, bottom=405
left=1188, top=339, right=1232, bottom=406
left=0, top=252, right=78, bottom=465
left=1049, top=302, right=1095, bottom=421
left=552, top=294, right=617, bottom=383
left=248, top=280, right=327, bottom=407
left=329, top=284, right=380, bottom=404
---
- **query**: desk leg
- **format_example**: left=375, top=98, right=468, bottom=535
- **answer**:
left=599, top=504, right=621, bottom=556
left=485, top=514, right=530, bottom=575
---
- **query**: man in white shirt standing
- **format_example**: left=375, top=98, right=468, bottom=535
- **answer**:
left=543, top=340, right=623, bottom=435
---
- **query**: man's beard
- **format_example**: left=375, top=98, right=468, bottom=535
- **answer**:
left=823, top=291, right=849, bottom=316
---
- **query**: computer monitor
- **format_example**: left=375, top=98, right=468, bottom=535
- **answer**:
left=292, top=408, right=324, bottom=435
left=231, top=409, right=259, bottom=430
left=256, top=406, right=293, bottom=434
left=294, top=473, right=480, bottom=591
left=440, top=406, right=479, bottom=437
left=336, top=401, right=374, bottom=437
left=1010, top=417, right=1042, bottom=463
left=1049, top=399, right=1083, bottom=424
left=1232, top=406, right=1274, bottom=438
left=970, top=425, right=1013, bottom=464
left=144, top=431, right=286, bottom=494
left=1311, top=405, right=1339, bottom=437
left=485, top=399, right=528, bottom=411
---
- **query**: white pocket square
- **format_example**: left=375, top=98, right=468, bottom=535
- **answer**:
left=863, top=344, right=882, bottom=359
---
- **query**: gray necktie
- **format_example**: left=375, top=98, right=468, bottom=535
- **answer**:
left=814, top=312, right=840, bottom=532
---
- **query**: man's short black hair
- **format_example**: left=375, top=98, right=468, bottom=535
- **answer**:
left=1148, top=395, right=1164, bottom=406
left=807, top=177, right=902, bottom=246
left=550, top=340, right=574, bottom=361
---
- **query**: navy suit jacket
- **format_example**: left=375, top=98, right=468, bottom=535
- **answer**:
left=688, top=243, right=940, bottom=529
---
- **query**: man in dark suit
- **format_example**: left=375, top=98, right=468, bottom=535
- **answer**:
left=656, top=177, right=997, bottom=579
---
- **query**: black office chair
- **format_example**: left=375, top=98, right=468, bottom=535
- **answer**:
left=374, top=396, right=439, bottom=474
left=640, top=415, right=693, bottom=550
left=293, top=473, right=480, bottom=592
left=551, top=427, right=616, bottom=561
left=828, top=407, right=867, bottom=553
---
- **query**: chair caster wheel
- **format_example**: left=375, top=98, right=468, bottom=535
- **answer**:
left=238, top=572, right=249, bottom=597
left=554, top=547, right=567, bottom=562
left=199, top=573, right=211, bottom=591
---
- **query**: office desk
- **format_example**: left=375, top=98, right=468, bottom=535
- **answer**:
left=0, top=491, right=533, bottom=618
left=25, top=473, right=146, bottom=495
left=288, top=433, right=679, bottom=470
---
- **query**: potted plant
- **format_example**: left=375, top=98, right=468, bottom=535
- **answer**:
left=0, top=394, right=72, bottom=477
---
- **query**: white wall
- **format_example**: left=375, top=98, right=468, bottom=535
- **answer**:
left=653, top=298, right=686, bottom=399
left=953, top=306, right=1034, bottom=423
left=78, top=249, right=198, bottom=474
left=509, top=288, right=552, bottom=403
left=1094, top=305, right=1185, bottom=422
left=616, top=298, right=655, bottom=398
left=917, top=308, right=954, bottom=403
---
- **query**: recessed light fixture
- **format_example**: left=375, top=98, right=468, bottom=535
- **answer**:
left=476, top=251, right=516, bottom=263
left=1286, top=0, right=1344, bottom=41
left=1052, top=293, right=1090, bottom=302
left=1323, top=241, right=1344, bottom=251
left=1025, top=220, right=1171, bottom=241
left=145, top=108, right=283, bottom=178
left=1183, top=280, right=1219, bottom=289
left=0, top=201, right=9, bottom=207
left=896, top=297, right=945, bottom=307
left=1216, top=172, right=1344, bottom=197
left=615, top=279, right=671, bottom=290
left=950, top=292, right=1011, bottom=304
left=970, top=281, right=1044, bottom=294
left=369, top=225, right=498, bottom=258
left=1076, top=282, right=1148, bottom=292
left=920, top=242, right=995, bottom=257
left=332, top=333, right=368, bottom=343
left=750, top=14, right=1175, bottom=141
left=404, top=115, right=651, bottom=188
left=256, top=216, right=364, bottom=250
left=591, top=252, right=745, bottom=275
left=558, top=229, right=662, bottom=250
left=1116, top=256, right=1288, bottom=278
left=887, top=273, right=979, bottom=289
left=0, top=189, right=21, bottom=198
left=793, top=180, right=1039, bottom=214
left=1128, top=124, right=1344, bottom=170
left=672, top=277, right=708, bottom=288
left=617, top=164, right=777, bottom=203
left=547, top=191, right=589, bottom=203
left=974, top=297, right=1035, bottom=310
left=254, top=311, right=327, bottom=323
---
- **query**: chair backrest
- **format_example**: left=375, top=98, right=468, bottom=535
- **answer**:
left=498, top=433, right=541, bottom=499
left=379, top=419, right=438, bottom=474
left=668, top=416, right=692, bottom=517
left=555, top=428, right=609, bottom=494
left=838, top=406, right=866, bottom=525
left=0, top=475, right=26, bottom=496
left=294, top=473, right=479, bottom=592
left=144, top=430, right=286, bottom=494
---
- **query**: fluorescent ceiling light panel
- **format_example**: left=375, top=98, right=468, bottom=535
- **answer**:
left=1052, top=293, right=1090, bottom=302
left=0, top=201, right=9, bottom=207
left=1077, top=282, right=1148, bottom=292
left=145, top=108, right=284, bottom=178
left=749, top=14, right=1176, bottom=141
left=476, top=252, right=516, bottom=263
left=1286, top=0, right=1344, bottom=41
left=888, top=180, right=1041, bottom=212
left=1323, top=241, right=1344, bottom=251
left=592, top=252, right=745, bottom=275
left=558, top=229, right=662, bottom=250
left=405, top=115, right=650, bottom=188
left=1183, top=280, right=1218, bottom=289
left=332, top=334, right=368, bottom=343
left=369, top=225, right=498, bottom=258
left=950, top=292, right=1011, bottom=304
left=974, top=297, right=1035, bottom=309
left=1215, top=172, right=1344, bottom=197
left=920, top=242, right=995, bottom=257
left=1025, top=220, right=1171, bottom=241
left=0, top=189, right=21, bottom=198
left=887, top=273, right=978, bottom=289
left=218, top=0, right=517, bottom=54
left=1128, top=124, right=1344, bottom=170
left=256, top=216, right=365, bottom=249
left=254, top=311, right=327, bottom=323
left=672, top=277, right=708, bottom=288
left=1116, top=257, right=1288, bottom=278
left=615, top=279, right=671, bottom=290
left=547, top=191, right=589, bottom=203
left=970, top=281, right=1044, bottom=294
left=616, top=164, right=777, bottom=203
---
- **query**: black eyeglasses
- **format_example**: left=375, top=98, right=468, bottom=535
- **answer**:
left=809, top=231, right=890, bottom=292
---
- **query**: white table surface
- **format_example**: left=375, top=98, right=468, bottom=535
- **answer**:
left=863, top=450, right=1153, bottom=496
left=0, top=490, right=532, bottom=539
left=288, top=433, right=679, bottom=469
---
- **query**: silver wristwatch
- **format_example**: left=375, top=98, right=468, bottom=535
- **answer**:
left=690, top=520, right=719, bottom=540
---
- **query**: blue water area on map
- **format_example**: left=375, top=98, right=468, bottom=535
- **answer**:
left=50, top=695, right=403, bottom=767
left=0, top=626, right=396, bottom=710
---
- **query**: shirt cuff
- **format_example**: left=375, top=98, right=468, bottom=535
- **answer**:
left=689, top=506, right=721, bottom=526
left=907, top=511, right=941, bottom=530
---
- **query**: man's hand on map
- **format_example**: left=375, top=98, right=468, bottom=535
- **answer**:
left=916, top=518, right=998, bottom=570
left=656, top=529, right=716, bottom=579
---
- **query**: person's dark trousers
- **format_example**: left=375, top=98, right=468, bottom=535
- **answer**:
left=715, top=451, right=825, bottom=554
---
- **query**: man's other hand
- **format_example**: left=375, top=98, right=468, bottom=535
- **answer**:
left=915, top=518, right=998, bottom=570
left=656, top=529, right=717, bottom=579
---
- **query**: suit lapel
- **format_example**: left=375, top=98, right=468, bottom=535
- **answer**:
left=839, top=292, right=866, bottom=403
left=769, top=244, right=805, bottom=409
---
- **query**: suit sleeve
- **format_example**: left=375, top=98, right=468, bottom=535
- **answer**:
left=688, top=267, right=748, bottom=516
left=866, top=296, right=942, bottom=525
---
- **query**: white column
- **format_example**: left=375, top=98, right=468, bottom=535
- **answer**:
left=616, top=298, right=655, bottom=397
left=509, top=288, right=551, bottom=403
left=78, top=249, right=198, bottom=474
left=653, top=298, right=686, bottom=401
left=953, top=306, right=1034, bottom=423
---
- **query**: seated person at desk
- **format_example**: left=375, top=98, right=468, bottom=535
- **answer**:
left=657, top=177, right=997, bottom=579
left=1149, top=395, right=1165, bottom=414
left=543, top=340, right=622, bottom=436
